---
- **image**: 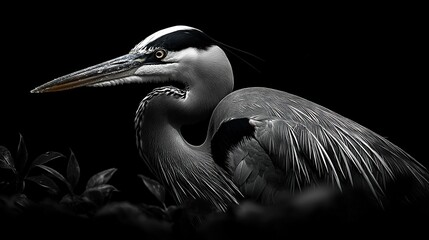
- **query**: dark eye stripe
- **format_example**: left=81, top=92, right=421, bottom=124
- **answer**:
left=145, top=29, right=214, bottom=51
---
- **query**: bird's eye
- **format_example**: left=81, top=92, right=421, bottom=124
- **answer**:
left=154, top=49, right=167, bottom=59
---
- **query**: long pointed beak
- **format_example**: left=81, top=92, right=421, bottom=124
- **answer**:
left=31, top=53, right=143, bottom=93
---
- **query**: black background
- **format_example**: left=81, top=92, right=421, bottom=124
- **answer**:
left=1, top=3, right=426, bottom=202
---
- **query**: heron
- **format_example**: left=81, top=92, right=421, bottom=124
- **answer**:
left=31, top=25, right=429, bottom=212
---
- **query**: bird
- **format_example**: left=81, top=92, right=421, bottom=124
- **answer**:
left=31, top=25, right=429, bottom=213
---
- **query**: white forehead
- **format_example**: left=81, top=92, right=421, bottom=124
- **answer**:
left=131, top=25, right=198, bottom=53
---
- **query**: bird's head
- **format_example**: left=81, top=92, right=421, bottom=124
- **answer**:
left=31, top=25, right=234, bottom=111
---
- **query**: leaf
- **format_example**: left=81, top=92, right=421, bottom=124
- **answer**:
left=37, top=164, right=73, bottom=194
left=0, top=146, right=15, bottom=172
left=86, top=168, right=117, bottom=189
left=138, top=174, right=165, bottom=205
left=82, top=184, right=119, bottom=206
left=66, top=150, right=80, bottom=190
left=26, top=174, right=60, bottom=195
left=15, top=134, right=28, bottom=174
left=30, top=151, right=65, bottom=169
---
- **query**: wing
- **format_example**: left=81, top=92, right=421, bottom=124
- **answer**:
left=248, top=115, right=429, bottom=204
left=210, top=87, right=429, bottom=205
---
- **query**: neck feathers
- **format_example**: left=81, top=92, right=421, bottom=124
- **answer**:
left=161, top=153, right=242, bottom=212
left=135, top=88, right=242, bottom=211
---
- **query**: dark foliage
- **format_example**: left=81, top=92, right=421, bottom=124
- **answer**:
left=1, top=134, right=429, bottom=239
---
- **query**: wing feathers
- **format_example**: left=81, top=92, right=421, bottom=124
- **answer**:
left=250, top=115, right=429, bottom=201
left=234, top=160, right=253, bottom=185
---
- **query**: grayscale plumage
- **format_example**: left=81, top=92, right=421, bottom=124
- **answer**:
left=31, top=25, right=429, bottom=212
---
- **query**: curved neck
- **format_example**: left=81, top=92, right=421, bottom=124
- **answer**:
left=133, top=45, right=238, bottom=211
left=135, top=93, right=240, bottom=211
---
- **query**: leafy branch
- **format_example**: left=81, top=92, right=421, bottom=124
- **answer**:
left=1, top=134, right=118, bottom=214
left=40, top=150, right=119, bottom=213
left=0, top=134, right=65, bottom=199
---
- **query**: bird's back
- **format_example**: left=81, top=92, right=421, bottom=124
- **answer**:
left=208, top=87, right=429, bottom=206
